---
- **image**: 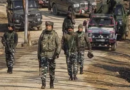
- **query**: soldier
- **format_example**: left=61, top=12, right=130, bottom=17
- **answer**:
left=62, top=25, right=94, bottom=80
left=76, top=24, right=92, bottom=74
left=62, top=11, right=75, bottom=34
left=107, top=0, right=117, bottom=13
left=94, top=1, right=109, bottom=14
left=1, top=24, right=18, bottom=74
left=62, top=25, right=78, bottom=80
left=38, top=21, right=61, bottom=89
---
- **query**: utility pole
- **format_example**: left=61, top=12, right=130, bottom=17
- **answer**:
left=129, top=0, right=130, bottom=13
left=22, top=0, right=28, bottom=44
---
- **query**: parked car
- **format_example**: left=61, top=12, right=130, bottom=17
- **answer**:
left=6, top=0, right=42, bottom=30
left=37, top=0, right=49, bottom=8
left=48, top=0, right=93, bottom=17
left=84, top=14, right=117, bottom=51
left=113, top=3, right=129, bottom=39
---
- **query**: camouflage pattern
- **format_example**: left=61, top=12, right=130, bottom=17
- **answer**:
left=2, top=31, right=18, bottom=68
left=62, top=32, right=78, bottom=77
left=62, top=16, right=75, bottom=34
left=77, top=51, right=84, bottom=70
left=76, top=31, right=91, bottom=51
left=38, top=29, right=61, bottom=85
left=39, top=57, right=55, bottom=81
left=38, top=30, right=61, bottom=59
left=94, top=3, right=109, bottom=14
left=76, top=30, right=91, bottom=73
left=107, top=0, right=117, bottom=13
left=67, top=53, right=78, bottom=76
left=5, top=50, right=15, bottom=68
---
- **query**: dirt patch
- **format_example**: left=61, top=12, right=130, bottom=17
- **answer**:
left=0, top=49, right=4, bottom=54
left=85, top=55, right=130, bottom=90
left=85, top=38, right=130, bottom=90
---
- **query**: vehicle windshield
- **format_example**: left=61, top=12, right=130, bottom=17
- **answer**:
left=89, top=18, right=114, bottom=27
left=13, top=0, right=37, bottom=9
left=114, top=6, right=123, bottom=16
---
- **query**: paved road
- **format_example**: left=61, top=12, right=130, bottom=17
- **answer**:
left=0, top=46, right=107, bottom=90
left=0, top=6, right=107, bottom=90
left=0, top=3, right=130, bottom=90
left=16, top=8, right=88, bottom=45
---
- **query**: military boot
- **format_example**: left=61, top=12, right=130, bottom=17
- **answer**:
left=41, top=79, right=46, bottom=89
left=80, top=67, right=83, bottom=74
left=50, top=79, right=54, bottom=89
left=73, top=75, right=78, bottom=80
left=69, top=75, right=73, bottom=80
left=8, top=67, right=13, bottom=74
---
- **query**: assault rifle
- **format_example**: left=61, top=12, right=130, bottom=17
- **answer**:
left=1, top=36, right=14, bottom=54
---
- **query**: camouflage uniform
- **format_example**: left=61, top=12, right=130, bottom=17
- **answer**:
left=107, top=0, right=117, bottom=14
left=62, top=12, right=75, bottom=34
left=38, top=21, right=61, bottom=89
left=76, top=24, right=91, bottom=74
left=94, top=2, right=109, bottom=14
left=62, top=25, right=78, bottom=80
left=1, top=26, right=18, bottom=74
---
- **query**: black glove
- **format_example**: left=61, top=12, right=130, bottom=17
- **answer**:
left=64, top=51, right=67, bottom=55
left=87, top=52, right=94, bottom=59
left=55, top=53, right=59, bottom=59
left=55, top=55, right=59, bottom=59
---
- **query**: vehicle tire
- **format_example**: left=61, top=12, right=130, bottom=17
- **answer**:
left=38, top=4, right=42, bottom=8
left=106, top=45, right=110, bottom=50
left=111, top=42, right=117, bottom=51
left=52, top=4, right=58, bottom=15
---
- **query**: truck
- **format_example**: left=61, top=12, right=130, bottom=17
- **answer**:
left=48, top=0, right=96, bottom=17
left=84, top=14, right=117, bottom=51
left=6, top=0, right=42, bottom=30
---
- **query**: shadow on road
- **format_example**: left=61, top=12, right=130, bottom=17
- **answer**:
left=93, top=56, right=130, bottom=83
left=119, top=68, right=130, bottom=82
left=84, top=50, right=130, bottom=90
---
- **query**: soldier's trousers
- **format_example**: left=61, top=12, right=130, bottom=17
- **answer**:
left=5, top=51, right=15, bottom=68
left=66, top=53, right=78, bottom=76
left=77, top=51, right=84, bottom=69
left=40, top=57, right=56, bottom=81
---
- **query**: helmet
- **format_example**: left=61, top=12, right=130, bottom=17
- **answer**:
left=45, top=21, right=54, bottom=26
left=78, top=24, right=83, bottom=29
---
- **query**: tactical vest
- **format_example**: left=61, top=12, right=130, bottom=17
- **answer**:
left=40, top=30, right=56, bottom=52
left=77, top=32, right=86, bottom=49
left=5, top=31, right=15, bottom=47
left=65, top=33, right=77, bottom=52
left=65, top=19, right=73, bottom=29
